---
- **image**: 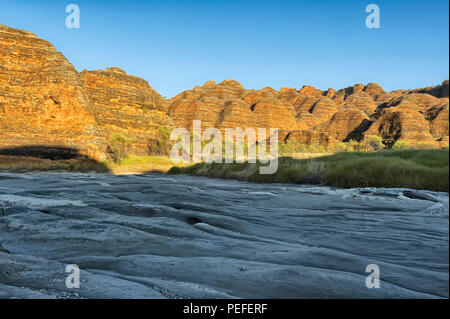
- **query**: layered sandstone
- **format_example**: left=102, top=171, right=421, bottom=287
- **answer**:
left=316, top=109, right=370, bottom=141
left=80, top=67, right=173, bottom=155
left=0, top=24, right=103, bottom=159
left=365, top=93, right=449, bottom=147
left=0, top=25, right=174, bottom=159
left=0, top=24, right=448, bottom=158
left=399, top=80, right=449, bottom=98
left=168, top=80, right=298, bottom=140
left=169, top=80, right=449, bottom=148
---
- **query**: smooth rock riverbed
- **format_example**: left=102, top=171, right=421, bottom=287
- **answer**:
left=0, top=172, right=448, bottom=298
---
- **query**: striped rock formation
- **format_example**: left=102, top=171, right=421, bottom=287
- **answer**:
left=0, top=25, right=173, bottom=159
left=0, top=24, right=448, bottom=159
left=0, top=24, right=103, bottom=159
left=80, top=67, right=173, bottom=155
left=169, top=80, right=449, bottom=148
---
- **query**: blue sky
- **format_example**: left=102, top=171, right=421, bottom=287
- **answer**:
left=1, top=0, right=448, bottom=97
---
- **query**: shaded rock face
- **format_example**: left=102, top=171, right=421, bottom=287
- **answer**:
left=0, top=25, right=103, bottom=159
left=80, top=68, right=173, bottom=155
left=170, top=80, right=449, bottom=148
left=0, top=146, right=92, bottom=160
left=405, top=80, right=449, bottom=98
left=366, top=94, right=449, bottom=147
left=427, top=103, right=449, bottom=139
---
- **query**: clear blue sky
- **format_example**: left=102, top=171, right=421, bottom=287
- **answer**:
left=1, top=0, right=448, bottom=97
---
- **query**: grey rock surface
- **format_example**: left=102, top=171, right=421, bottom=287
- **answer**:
left=0, top=172, right=448, bottom=298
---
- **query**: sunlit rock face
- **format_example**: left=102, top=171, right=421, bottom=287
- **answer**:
left=0, top=24, right=449, bottom=155
left=169, top=80, right=449, bottom=148
left=168, top=80, right=299, bottom=141
left=0, top=25, right=104, bottom=159
left=80, top=68, right=174, bottom=155
left=0, top=25, right=174, bottom=158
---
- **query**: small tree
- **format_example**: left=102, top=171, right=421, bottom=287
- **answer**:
left=392, top=139, right=414, bottom=150
left=336, top=142, right=350, bottom=152
left=279, top=139, right=300, bottom=155
left=366, top=135, right=385, bottom=151
left=308, top=143, right=327, bottom=153
left=108, top=132, right=134, bottom=163
left=348, top=139, right=362, bottom=152
left=148, top=127, right=172, bottom=156
left=297, top=143, right=310, bottom=153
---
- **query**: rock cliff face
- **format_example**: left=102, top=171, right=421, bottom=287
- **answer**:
left=0, top=24, right=103, bottom=159
left=169, top=80, right=449, bottom=148
left=80, top=67, right=173, bottom=155
left=399, top=80, right=449, bottom=98
left=0, top=25, right=173, bottom=159
left=0, top=24, right=448, bottom=158
left=168, top=80, right=298, bottom=140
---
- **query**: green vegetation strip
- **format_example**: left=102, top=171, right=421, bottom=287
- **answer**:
left=168, top=150, right=449, bottom=192
left=0, top=159, right=110, bottom=173
left=104, top=154, right=175, bottom=166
